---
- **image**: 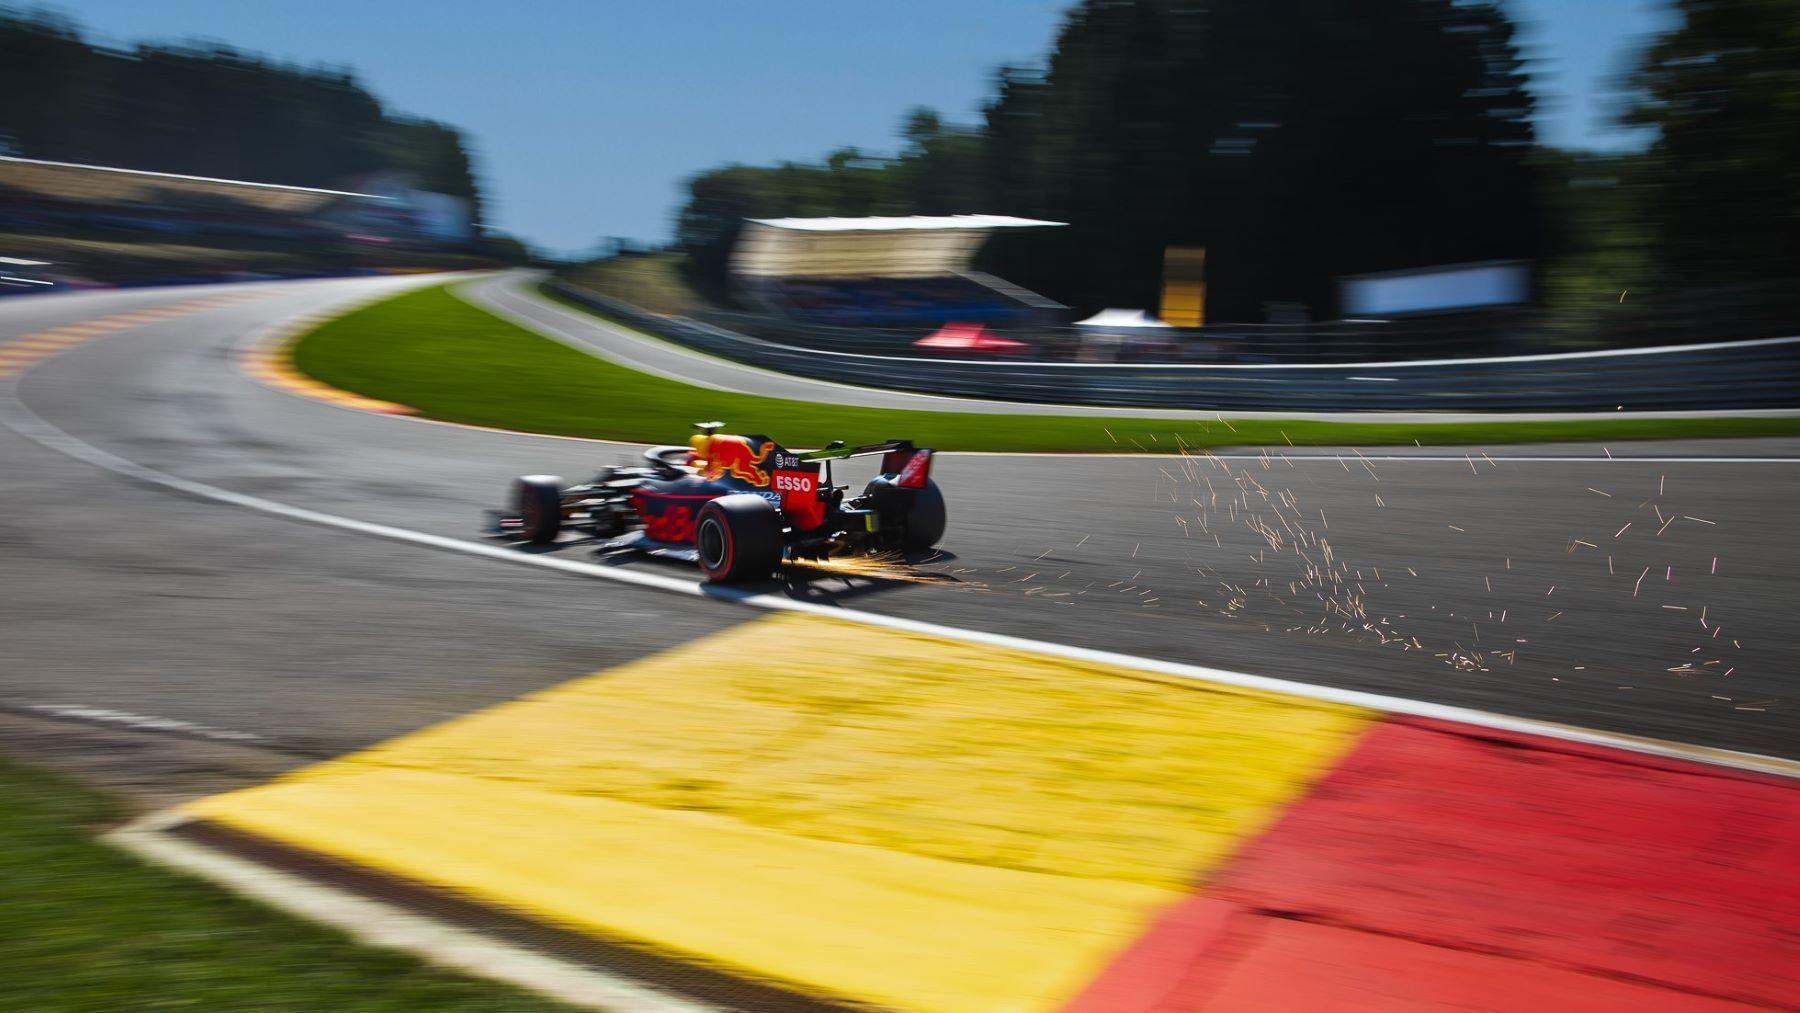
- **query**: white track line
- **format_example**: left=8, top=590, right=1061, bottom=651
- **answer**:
left=18, top=702, right=263, bottom=742
left=108, top=816, right=707, bottom=1013
left=3, top=378, right=1793, bottom=779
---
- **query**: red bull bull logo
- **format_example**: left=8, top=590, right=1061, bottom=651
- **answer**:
left=695, top=434, right=772, bottom=487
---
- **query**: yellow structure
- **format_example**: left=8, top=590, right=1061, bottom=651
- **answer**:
left=1160, top=246, right=1207, bottom=327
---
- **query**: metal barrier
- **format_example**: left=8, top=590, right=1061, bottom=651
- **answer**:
left=547, top=279, right=1800, bottom=412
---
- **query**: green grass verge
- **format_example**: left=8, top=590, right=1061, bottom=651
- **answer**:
left=0, top=755, right=565, bottom=1011
left=292, top=283, right=1800, bottom=452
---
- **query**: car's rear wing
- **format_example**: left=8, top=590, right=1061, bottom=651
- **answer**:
left=797, top=439, right=912, bottom=462
left=800, top=439, right=935, bottom=489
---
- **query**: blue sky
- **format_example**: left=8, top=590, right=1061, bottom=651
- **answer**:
left=44, top=0, right=1674, bottom=255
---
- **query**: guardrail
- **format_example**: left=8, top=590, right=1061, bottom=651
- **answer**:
left=547, top=279, right=1800, bottom=412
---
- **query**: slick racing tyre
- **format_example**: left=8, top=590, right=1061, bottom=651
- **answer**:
left=903, top=478, right=947, bottom=551
left=696, top=494, right=783, bottom=583
left=861, top=476, right=948, bottom=552
left=513, top=475, right=564, bottom=545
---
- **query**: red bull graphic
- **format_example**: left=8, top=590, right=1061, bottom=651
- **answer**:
left=693, top=434, right=772, bottom=487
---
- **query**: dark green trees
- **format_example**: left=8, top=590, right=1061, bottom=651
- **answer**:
left=0, top=10, right=480, bottom=206
left=676, top=0, right=1543, bottom=319
left=1622, top=0, right=1800, bottom=285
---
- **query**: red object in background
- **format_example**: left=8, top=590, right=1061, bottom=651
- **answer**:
left=912, top=322, right=1027, bottom=355
left=1069, top=718, right=1800, bottom=1012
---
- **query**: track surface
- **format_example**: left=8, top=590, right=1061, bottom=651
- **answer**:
left=2, top=275, right=1797, bottom=809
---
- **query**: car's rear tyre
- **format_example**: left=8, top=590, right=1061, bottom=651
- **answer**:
left=860, top=476, right=948, bottom=552
left=903, top=479, right=947, bottom=551
left=513, top=475, right=564, bottom=545
left=695, top=494, right=783, bottom=583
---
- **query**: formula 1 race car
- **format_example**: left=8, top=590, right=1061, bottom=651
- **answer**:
left=487, top=423, right=946, bottom=584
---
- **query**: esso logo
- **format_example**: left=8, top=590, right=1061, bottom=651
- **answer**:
left=774, top=473, right=815, bottom=493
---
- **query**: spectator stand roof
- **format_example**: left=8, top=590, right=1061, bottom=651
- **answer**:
left=0, top=156, right=385, bottom=215
left=731, top=214, right=1065, bottom=279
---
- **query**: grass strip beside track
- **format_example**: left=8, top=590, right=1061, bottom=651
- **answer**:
left=294, top=283, right=1800, bottom=452
left=0, top=755, right=566, bottom=1012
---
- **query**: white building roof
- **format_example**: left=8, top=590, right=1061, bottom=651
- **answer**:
left=732, top=215, right=1064, bottom=279
left=746, top=214, right=1065, bottom=233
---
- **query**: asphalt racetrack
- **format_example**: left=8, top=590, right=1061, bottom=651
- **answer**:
left=3, top=274, right=1797, bottom=807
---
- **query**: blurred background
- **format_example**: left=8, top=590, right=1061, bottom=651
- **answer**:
left=3, top=4, right=1799, bottom=1009
left=3, top=0, right=1796, bottom=364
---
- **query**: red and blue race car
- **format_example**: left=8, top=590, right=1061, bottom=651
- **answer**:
left=489, top=423, right=946, bottom=583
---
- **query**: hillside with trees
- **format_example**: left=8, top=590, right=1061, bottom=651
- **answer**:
left=0, top=8, right=481, bottom=214
left=670, top=0, right=1797, bottom=334
left=675, top=0, right=1541, bottom=320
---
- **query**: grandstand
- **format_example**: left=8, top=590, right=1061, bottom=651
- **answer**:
left=0, top=156, right=479, bottom=287
left=0, top=156, right=375, bottom=239
left=729, top=215, right=1065, bottom=328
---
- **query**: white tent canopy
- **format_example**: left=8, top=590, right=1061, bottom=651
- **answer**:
left=1073, top=308, right=1173, bottom=329
left=731, top=214, right=1064, bottom=279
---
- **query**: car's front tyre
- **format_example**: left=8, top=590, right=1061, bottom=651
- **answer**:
left=512, top=475, right=564, bottom=545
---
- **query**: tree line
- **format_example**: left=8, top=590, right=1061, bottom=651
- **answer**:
left=0, top=8, right=481, bottom=217
left=675, top=0, right=1798, bottom=326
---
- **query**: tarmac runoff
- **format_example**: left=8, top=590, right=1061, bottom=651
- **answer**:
left=176, top=613, right=1800, bottom=1012
left=0, top=289, right=274, bottom=378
